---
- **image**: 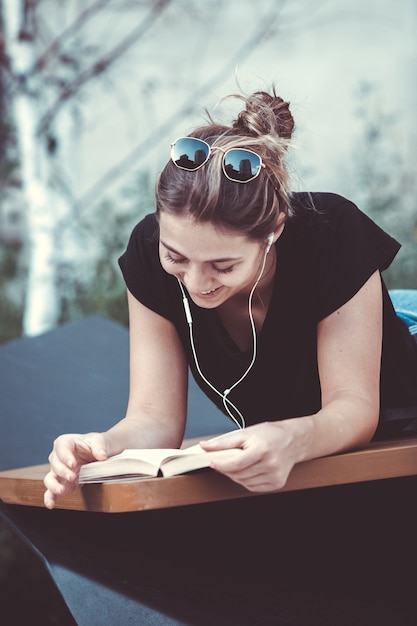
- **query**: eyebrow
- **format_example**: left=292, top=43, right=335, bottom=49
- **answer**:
left=160, top=240, right=243, bottom=264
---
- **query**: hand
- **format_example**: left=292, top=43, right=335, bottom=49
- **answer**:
left=43, top=432, right=109, bottom=509
left=200, top=422, right=301, bottom=492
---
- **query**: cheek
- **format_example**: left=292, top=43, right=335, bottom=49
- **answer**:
left=220, top=266, right=254, bottom=287
left=220, top=272, right=243, bottom=285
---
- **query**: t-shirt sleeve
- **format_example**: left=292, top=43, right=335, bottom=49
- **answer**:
left=118, top=214, right=175, bottom=321
left=312, top=194, right=401, bottom=321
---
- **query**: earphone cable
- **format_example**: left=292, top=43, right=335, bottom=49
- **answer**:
left=178, top=280, right=244, bottom=428
left=177, top=240, right=271, bottom=430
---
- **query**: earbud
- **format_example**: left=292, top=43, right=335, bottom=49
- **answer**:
left=265, top=233, right=274, bottom=253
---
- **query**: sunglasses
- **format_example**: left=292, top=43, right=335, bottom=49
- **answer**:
left=170, top=136, right=265, bottom=183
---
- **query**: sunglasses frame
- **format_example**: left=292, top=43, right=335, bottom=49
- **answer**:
left=170, top=137, right=265, bottom=184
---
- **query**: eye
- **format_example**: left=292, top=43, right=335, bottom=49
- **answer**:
left=164, top=253, right=186, bottom=265
left=214, top=265, right=234, bottom=274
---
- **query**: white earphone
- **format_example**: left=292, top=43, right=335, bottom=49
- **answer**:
left=178, top=231, right=275, bottom=430
left=265, top=233, right=274, bottom=253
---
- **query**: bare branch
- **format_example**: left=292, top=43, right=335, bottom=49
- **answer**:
left=29, top=0, right=110, bottom=75
left=74, top=0, right=289, bottom=212
left=36, top=0, right=174, bottom=135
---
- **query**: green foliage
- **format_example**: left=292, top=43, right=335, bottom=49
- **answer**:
left=0, top=120, right=19, bottom=192
left=0, top=241, right=24, bottom=344
left=58, top=169, right=154, bottom=328
left=0, top=29, right=20, bottom=196
left=0, top=50, right=23, bottom=343
left=0, top=170, right=153, bottom=343
left=60, top=254, right=130, bottom=327
left=353, top=83, right=417, bottom=289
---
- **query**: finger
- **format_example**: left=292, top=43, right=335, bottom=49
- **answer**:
left=226, top=468, right=286, bottom=493
left=50, top=436, right=83, bottom=470
left=43, top=478, right=76, bottom=509
left=70, top=434, right=108, bottom=463
left=209, top=443, right=266, bottom=473
left=200, top=430, right=247, bottom=451
left=51, top=434, right=105, bottom=470
left=212, top=453, right=291, bottom=491
left=43, top=472, right=66, bottom=495
left=43, top=472, right=79, bottom=509
left=208, top=448, right=259, bottom=475
left=43, top=469, right=79, bottom=498
left=236, top=479, right=279, bottom=493
left=47, top=453, right=78, bottom=482
left=213, top=457, right=271, bottom=486
left=89, top=437, right=108, bottom=461
left=44, top=489, right=57, bottom=510
left=231, top=466, right=291, bottom=492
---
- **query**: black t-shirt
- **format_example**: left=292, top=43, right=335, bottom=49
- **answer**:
left=119, top=192, right=417, bottom=430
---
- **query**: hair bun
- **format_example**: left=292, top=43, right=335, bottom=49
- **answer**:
left=232, top=90, right=294, bottom=140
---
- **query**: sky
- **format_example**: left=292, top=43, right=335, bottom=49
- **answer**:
left=2, top=0, right=416, bottom=334
left=59, top=0, right=417, bottom=209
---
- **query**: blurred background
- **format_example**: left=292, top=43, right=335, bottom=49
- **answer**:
left=0, top=0, right=416, bottom=623
left=1, top=0, right=416, bottom=344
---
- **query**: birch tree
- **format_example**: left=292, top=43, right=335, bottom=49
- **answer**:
left=2, top=0, right=60, bottom=336
left=2, top=0, right=272, bottom=336
left=1, top=0, right=174, bottom=336
left=7, top=0, right=412, bottom=339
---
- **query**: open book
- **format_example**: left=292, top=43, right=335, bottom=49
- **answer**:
left=79, top=443, right=222, bottom=483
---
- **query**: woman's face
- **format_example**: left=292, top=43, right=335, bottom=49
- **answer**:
left=158, top=212, right=268, bottom=309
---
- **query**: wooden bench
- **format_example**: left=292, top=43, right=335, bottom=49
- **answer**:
left=1, top=435, right=416, bottom=513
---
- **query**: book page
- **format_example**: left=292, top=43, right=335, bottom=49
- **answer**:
left=160, top=447, right=242, bottom=477
left=78, top=445, right=205, bottom=483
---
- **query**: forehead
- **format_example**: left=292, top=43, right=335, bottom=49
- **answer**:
left=158, top=213, right=253, bottom=256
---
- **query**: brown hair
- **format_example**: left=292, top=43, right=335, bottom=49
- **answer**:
left=155, top=89, right=295, bottom=241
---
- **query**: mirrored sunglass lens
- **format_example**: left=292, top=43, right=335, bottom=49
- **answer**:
left=223, top=149, right=261, bottom=181
left=171, top=138, right=209, bottom=170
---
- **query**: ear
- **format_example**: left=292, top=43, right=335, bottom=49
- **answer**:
left=273, top=213, right=287, bottom=241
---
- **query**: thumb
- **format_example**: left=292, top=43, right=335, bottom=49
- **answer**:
left=200, top=430, right=245, bottom=451
left=88, top=433, right=110, bottom=461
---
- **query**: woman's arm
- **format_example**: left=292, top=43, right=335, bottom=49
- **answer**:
left=104, top=290, right=188, bottom=453
left=44, top=290, right=188, bottom=508
left=201, top=271, right=383, bottom=491
left=302, top=269, right=382, bottom=458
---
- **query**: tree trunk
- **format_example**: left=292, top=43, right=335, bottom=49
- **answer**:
left=2, top=0, right=59, bottom=336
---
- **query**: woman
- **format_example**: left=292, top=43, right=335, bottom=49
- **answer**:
left=44, top=90, right=417, bottom=509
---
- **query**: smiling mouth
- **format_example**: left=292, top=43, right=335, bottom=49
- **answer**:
left=200, top=287, right=219, bottom=295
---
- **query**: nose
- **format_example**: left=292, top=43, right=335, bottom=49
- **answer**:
left=182, top=264, right=213, bottom=294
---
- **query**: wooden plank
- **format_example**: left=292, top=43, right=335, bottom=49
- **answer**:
left=1, top=436, right=417, bottom=513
